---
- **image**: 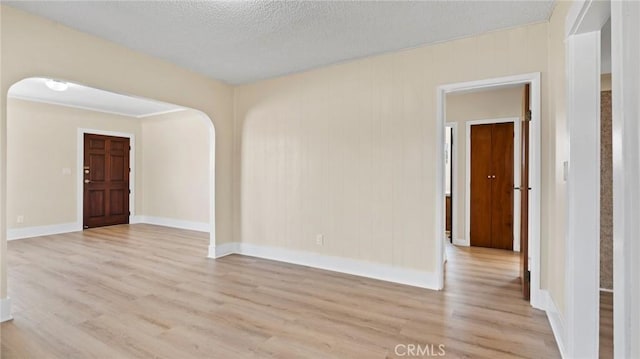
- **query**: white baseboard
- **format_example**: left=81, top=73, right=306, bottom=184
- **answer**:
left=209, top=242, right=239, bottom=258
left=452, top=238, right=469, bottom=246
left=0, top=297, right=12, bottom=322
left=129, top=215, right=143, bottom=224
left=7, top=222, right=81, bottom=240
left=7, top=217, right=209, bottom=241
left=542, top=290, right=566, bottom=358
left=210, top=242, right=438, bottom=290
left=136, top=216, right=209, bottom=233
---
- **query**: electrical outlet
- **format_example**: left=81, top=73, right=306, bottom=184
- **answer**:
left=316, top=234, right=324, bottom=246
left=16, top=215, right=24, bottom=224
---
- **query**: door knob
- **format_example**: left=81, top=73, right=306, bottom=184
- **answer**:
left=84, top=179, right=91, bottom=184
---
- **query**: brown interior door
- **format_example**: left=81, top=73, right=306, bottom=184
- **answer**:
left=470, top=123, right=514, bottom=250
left=520, top=85, right=531, bottom=300
left=470, top=124, right=493, bottom=248
left=491, top=122, right=514, bottom=250
left=446, top=128, right=454, bottom=242
left=83, top=134, right=130, bottom=229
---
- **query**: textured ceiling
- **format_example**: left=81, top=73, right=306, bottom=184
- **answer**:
left=6, top=1, right=555, bottom=85
left=9, top=78, right=185, bottom=118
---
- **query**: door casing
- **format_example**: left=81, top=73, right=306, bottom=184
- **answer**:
left=435, top=72, right=542, bottom=310
left=445, top=122, right=458, bottom=245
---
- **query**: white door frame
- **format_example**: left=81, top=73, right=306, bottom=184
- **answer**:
left=436, top=72, right=542, bottom=310
left=610, top=1, right=640, bottom=358
left=444, top=122, right=458, bottom=244
left=463, top=117, right=521, bottom=252
left=564, top=1, right=609, bottom=357
left=77, top=129, right=136, bottom=228
left=196, top=110, right=217, bottom=250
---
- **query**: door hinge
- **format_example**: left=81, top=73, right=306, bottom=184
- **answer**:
left=525, top=270, right=531, bottom=282
left=525, top=109, right=532, bottom=122
left=129, top=189, right=131, bottom=194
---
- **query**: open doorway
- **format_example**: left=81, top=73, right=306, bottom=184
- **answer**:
left=599, top=17, right=613, bottom=359
left=436, top=73, right=542, bottom=308
left=444, top=85, right=527, bottom=298
left=6, top=77, right=216, bottom=242
left=4, top=76, right=217, bottom=323
left=564, top=2, right=640, bottom=356
left=444, top=124, right=455, bottom=243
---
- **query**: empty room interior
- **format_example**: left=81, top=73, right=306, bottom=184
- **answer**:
left=1, top=1, right=639, bottom=358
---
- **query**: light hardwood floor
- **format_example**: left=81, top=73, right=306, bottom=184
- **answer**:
left=1, top=225, right=559, bottom=358
left=600, top=291, right=613, bottom=358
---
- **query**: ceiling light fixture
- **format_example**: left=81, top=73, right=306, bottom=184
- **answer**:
left=45, top=79, right=69, bottom=92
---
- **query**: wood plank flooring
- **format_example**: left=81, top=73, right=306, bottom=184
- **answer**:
left=1, top=224, right=559, bottom=358
left=600, top=291, right=613, bottom=358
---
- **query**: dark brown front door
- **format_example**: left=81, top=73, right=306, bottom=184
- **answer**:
left=470, top=122, right=514, bottom=250
left=83, top=134, right=130, bottom=229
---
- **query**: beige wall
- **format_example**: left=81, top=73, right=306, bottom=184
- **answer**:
left=234, top=22, right=549, bottom=273
left=141, top=110, right=210, bottom=224
left=545, top=1, right=571, bottom=315
left=601, top=73, right=612, bottom=91
left=446, top=87, right=524, bottom=243
left=7, top=99, right=143, bottom=229
left=0, top=5, right=235, bottom=298
left=6, top=100, right=211, bottom=232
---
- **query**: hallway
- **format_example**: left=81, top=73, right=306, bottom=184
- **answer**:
left=443, top=243, right=559, bottom=357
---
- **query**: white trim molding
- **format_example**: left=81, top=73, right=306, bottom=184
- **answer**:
left=542, top=290, right=567, bottom=358
left=565, top=0, right=611, bottom=37
left=7, top=94, right=186, bottom=120
left=208, top=242, right=439, bottom=290
left=564, top=1, right=610, bottom=357
left=463, top=117, right=521, bottom=251
left=8, top=217, right=208, bottom=241
left=7, top=222, right=81, bottom=240
left=444, top=122, right=458, bottom=244
left=611, top=1, right=640, bottom=358
left=436, top=72, right=543, bottom=309
left=451, top=238, right=467, bottom=247
left=0, top=297, right=12, bottom=322
left=137, top=216, right=209, bottom=233
left=210, top=242, right=239, bottom=258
